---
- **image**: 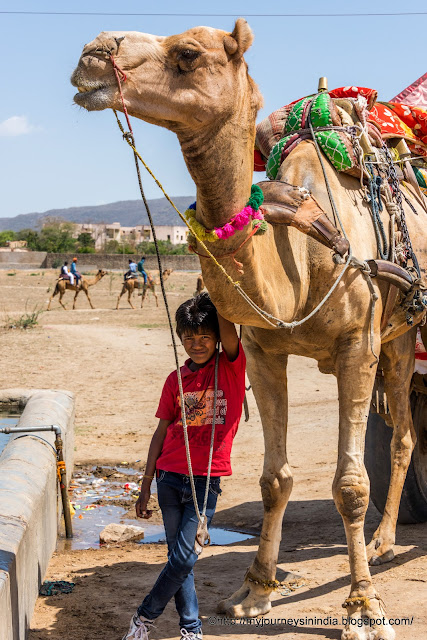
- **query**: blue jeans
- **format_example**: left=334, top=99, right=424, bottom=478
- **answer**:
left=138, top=270, right=148, bottom=285
left=137, top=470, right=221, bottom=632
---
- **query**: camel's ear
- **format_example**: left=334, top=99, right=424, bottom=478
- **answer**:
left=224, top=18, right=254, bottom=59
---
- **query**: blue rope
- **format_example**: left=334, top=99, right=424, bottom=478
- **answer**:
left=366, top=162, right=389, bottom=260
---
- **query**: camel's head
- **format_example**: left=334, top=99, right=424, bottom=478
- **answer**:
left=71, top=19, right=262, bottom=132
left=98, top=269, right=108, bottom=277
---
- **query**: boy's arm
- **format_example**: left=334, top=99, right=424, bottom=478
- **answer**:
left=217, top=312, right=239, bottom=362
left=136, top=418, right=170, bottom=518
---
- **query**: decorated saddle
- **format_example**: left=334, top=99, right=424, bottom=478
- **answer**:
left=252, top=84, right=427, bottom=329
left=254, top=85, right=427, bottom=193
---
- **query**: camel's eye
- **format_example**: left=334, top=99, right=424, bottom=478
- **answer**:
left=179, top=49, right=200, bottom=62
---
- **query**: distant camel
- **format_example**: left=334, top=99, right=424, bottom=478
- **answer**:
left=47, top=269, right=108, bottom=310
left=194, top=274, right=205, bottom=297
left=116, top=269, right=173, bottom=309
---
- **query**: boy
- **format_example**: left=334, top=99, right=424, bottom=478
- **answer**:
left=123, top=292, right=246, bottom=640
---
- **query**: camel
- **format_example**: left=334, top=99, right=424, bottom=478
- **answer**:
left=72, top=21, right=427, bottom=638
left=116, top=269, right=173, bottom=309
left=194, top=274, right=205, bottom=297
left=47, top=269, right=108, bottom=310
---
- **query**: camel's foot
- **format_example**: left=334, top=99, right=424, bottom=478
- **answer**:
left=217, top=578, right=272, bottom=618
left=341, top=593, right=395, bottom=640
left=367, top=533, right=395, bottom=566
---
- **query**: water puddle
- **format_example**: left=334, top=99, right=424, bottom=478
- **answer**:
left=0, top=415, right=19, bottom=455
left=58, top=465, right=254, bottom=551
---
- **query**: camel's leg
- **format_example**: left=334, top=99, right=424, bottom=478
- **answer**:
left=333, top=339, right=395, bottom=640
left=140, top=285, right=148, bottom=308
left=127, top=288, right=135, bottom=309
left=72, top=290, right=79, bottom=310
left=58, top=290, right=67, bottom=310
left=367, top=329, right=417, bottom=565
left=83, top=287, right=95, bottom=309
left=153, top=286, right=159, bottom=308
left=46, top=289, right=57, bottom=311
left=116, top=286, right=126, bottom=310
left=217, top=345, right=292, bottom=617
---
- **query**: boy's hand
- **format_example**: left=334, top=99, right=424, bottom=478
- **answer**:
left=136, top=485, right=153, bottom=519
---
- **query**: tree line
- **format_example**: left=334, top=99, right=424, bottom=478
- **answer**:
left=0, top=219, right=190, bottom=255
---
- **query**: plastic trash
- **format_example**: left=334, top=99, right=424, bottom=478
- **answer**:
left=124, top=482, right=139, bottom=491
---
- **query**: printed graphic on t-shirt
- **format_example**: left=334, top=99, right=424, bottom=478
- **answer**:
left=179, top=388, right=227, bottom=426
left=168, top=388, right=228, bottom=447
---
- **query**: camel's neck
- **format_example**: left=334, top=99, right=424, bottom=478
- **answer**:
left=177, top=102, right=255, bottom=230
left=87, top=274, right=101, bottom=286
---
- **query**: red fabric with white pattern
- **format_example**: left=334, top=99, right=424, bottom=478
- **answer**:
left=254, top=85, right=427, bottom=170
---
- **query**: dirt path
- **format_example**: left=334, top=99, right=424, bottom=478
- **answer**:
left=0, top=270, right=425, bottom=639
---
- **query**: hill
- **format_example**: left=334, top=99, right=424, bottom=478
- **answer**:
left=0, top=196, right=195, bottom=232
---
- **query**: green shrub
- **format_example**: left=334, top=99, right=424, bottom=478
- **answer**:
left=4, top=307, right=43, bottom=330
left=77, top=246, right=96, bottom=254
left=135, top=240, right=189, bottom=255
left=0, top=230, right=16, bottom=246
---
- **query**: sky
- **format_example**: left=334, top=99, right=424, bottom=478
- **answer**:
left=1, top=0, right=426, bottom=221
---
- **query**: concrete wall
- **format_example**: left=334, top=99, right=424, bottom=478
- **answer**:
left=0, top=251, right=200, bottom=271
left=0, top=389, right=75, bottom=640
left=0, top=252, right=47, bottom=269
left=43, top=252, right=200, bottom=271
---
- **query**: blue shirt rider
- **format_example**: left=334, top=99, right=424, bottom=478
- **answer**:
left=124, top=259, right=138, bottom=281
left=70, top=257, right=81, bottom=287
left=137, top=256, right=148, bottom=285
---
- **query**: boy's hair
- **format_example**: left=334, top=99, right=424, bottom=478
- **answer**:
left=176, top=292, right=219, bottom=340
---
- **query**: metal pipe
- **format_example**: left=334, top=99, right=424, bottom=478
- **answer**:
left=0, top=424, right=61, bottom=435
left=0, top=424, right=73, bottom=538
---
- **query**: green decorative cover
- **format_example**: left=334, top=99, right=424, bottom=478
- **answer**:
left=413, top=166, right=427, bottom=189
left=266, top=93, right=354, bottom=180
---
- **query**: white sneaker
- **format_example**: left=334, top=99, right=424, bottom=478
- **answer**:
left=122, top=614, right=154, bottom=640
left=180, top=629, right=202, bottom=640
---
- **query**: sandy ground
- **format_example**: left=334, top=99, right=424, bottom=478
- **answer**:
left=0, top=269, right=425, bottom=640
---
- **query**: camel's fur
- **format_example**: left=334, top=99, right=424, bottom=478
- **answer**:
left=194, top=274, right=205, bottom=297
left=47, top=269, right=107, bottom=310
left=72, top=20, right=427, bottom=638
left=116, top=269, right=173, bottom=309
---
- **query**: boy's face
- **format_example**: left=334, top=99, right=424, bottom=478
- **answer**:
left=181, top=328, right=218, bottom=366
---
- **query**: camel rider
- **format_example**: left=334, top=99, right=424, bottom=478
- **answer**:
left=70, top=257, right=82, bottom=288
left=137, top=256, right=148, bottom=285
left=124, top=259, right=138, bottom=281
left=60, top=261, right=74, bottom=286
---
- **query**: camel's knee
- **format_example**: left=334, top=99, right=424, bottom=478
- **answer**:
left=391, top=427, right=416, bottom=468
left=259, top=466, right=293, bottom=512
left=333, top=468, right=369, bottom=522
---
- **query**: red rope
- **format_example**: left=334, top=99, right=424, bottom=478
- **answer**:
left=109, top=55, right=133, bottom=135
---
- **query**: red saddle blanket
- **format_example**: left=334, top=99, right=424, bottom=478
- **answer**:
left=254, top=85, right=427, bottom=171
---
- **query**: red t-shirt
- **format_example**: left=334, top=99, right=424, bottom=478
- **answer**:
left=155, top=342, right=246, bottom=476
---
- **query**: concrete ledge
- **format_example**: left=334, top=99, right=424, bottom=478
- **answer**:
left=0, top=389, right=75, bottom=640
left=0, top=251, right=200, bottom=271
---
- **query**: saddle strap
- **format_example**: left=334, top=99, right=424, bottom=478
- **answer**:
left=257, top=179, right=350, bottom=257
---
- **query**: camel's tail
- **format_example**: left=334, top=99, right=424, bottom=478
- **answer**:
left=49, top=281, right=59, bottom=296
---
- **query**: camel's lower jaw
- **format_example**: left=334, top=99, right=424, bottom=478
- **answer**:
left=73, top=86, right=114, bottom=111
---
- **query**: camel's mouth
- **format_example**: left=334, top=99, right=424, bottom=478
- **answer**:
left=73, top=82, right=115, bottom=110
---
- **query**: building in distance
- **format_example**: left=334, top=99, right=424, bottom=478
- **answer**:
left=73, top=222, right=189, bottom=249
